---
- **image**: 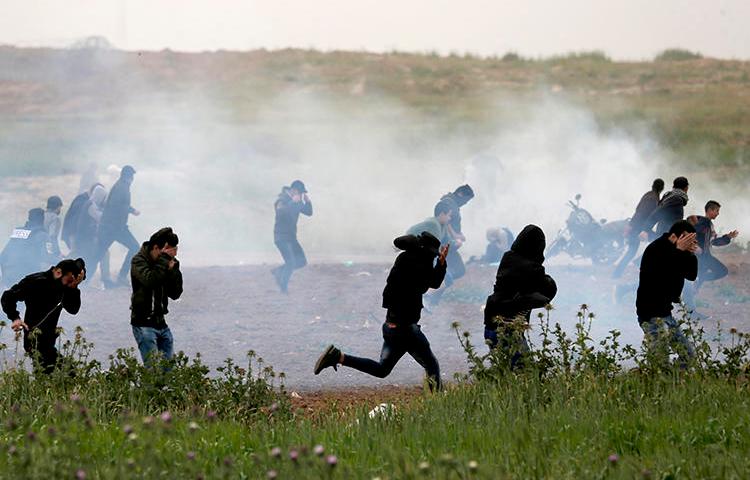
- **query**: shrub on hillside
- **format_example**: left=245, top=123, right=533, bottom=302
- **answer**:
left=655, top=48, right=703, bottom=61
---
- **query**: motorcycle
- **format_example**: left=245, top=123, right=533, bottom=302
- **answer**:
left=547, top=194, right=628, bottom=265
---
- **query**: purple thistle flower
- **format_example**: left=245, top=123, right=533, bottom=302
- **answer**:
left=267, top=470, right=278, bottom=479
left=206, top=410, right=217, bottom=421
left=123, top=424, right=134, bottom=435
left=70, top=394, right=82, bottom=404
left=186, top=451, right=196, bottom=461
left=289, top=450, right=299, bottom=462
left=270, top=447, right=282, bottom=458
left=326, top=455, right=338, bottom=467
left=313, top=444, right=325, bottom=456
left=223, top=456, right=233, bottom=467
left=160, top=411, right=172, bottom=424
left=75, top=469, right=86, bottom=480
left=26, top=431, right=36, bottom=442
left=608, top=453, right=619, bottom=465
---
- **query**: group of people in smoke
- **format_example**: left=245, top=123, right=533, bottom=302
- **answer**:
left=0, top=165, right=740, bottom=385
left=315, top=176, right=740, bottom=388
left=0, top=165, right=142, bottom=290
left=0, top=165, right=182, bottom=373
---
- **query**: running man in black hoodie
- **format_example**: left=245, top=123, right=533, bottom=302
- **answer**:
left=636, top=220, right=698, bottom=365
left=314, top=232, right=448, bottom=390
left=1, top=258, right=85, bottom=373
left=644, top=176, right=689, bottom=236
left=483, top=225, right=557, bottom=369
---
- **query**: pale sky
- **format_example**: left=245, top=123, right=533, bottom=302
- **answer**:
left=1, top=0, right=749, bottom=59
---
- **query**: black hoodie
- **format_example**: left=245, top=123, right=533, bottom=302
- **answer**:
left=273, top=187, right=313, bottom=239
left=484, top=225, right=557, bottom=328
left=636, top=233, right=697, bottom=319
left=381, top=235, right=446, bottom=323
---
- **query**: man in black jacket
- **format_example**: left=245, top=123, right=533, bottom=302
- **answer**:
left=612, top=178, right=664, bottom=278
left=314, top=232, right=449, bottom=390
left=644, top=176, right=689, bottom=236
left=130, top=227, right=183, bottom=365
left=483, top=225, right=557, bottom=369
left=1, top=258, right=85, bottom=373
left=272, top=180, right=313, bottom=293
left=0, top=208, right=55, bottom=287
left=95, top=165, right=140, bottom=288
left=636, top=220, right=698, bottom=365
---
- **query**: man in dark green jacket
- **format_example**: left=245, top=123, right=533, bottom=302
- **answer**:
left=130, top=227, right=183, bottom=365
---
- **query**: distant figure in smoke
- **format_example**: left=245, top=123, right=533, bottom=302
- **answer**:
left=483, top=225, right=557, bottom=369
left=425, top=185, right=474, bottom=306
left=1, top=258, right=85, bottom=373
left=0, top=208, right=55, bottom=287
left=682, top=200, right=739, bottom=314
left=272, top=180, right=313, bottom=293
left=74, top=184, right=111, bottom=280
left=644, top=176, right=689, bottom=237
left=314, top=232, right=449, bottom=390
left=469, top=227, right=515, bottom=265
left=130, top=227, right=183, bottom=366
left=62, top=186, right=93, bottom=251
left=44, top=196, right=64, bottom=259
left=636, top=220, right=698, bottom=367
left=95, top=165, right=140, bottom=288
left=612, top=178, right=665, bottom=278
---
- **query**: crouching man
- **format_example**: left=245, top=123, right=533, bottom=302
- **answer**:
left=130, top=228, right=183, bottom=366
left=1, top=258, right=85, bottom=373
left=483, top=225, right=557, bottom=369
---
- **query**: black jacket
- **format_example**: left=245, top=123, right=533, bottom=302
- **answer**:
left=273, top=188, right=313, bottom=239
left=645, top=189, right=687, bottom=236
left=636, top=234, right=698, bottom=319
left=629, top=190, right=660, bottom=232
left=382, top=235, right=446, bottom=323
left=1, top=269, right=81, bottom=346
left=693, top=216, right=731, bottom=258
left=130, top=244, right=183, bottom=328
left=101, top=178, right=135, bottom=230
left=484, top=225, right=557, bottom=328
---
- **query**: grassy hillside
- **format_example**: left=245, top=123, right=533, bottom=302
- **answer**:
left=0, top=47, right=748, bottom=175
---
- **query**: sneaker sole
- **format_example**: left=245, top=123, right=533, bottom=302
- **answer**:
left=314, top=344, right=335, bottom=375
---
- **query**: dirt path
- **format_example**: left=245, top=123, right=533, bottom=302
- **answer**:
left=2, top=253, right=747, bottom=389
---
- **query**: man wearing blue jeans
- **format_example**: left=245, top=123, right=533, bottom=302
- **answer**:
left=636, top=220, right=698, bottom=367
left=130, top=227, right=183, bottom=365
left=314, top=232, right=448, bottom=391
left=272, top=180, right=312, bottom=293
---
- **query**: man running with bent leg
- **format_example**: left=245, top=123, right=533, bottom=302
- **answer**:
left=314, top=232, right=448, bottom=391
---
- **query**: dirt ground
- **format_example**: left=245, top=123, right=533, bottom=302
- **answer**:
left=2, top=252, right=748, bottom=392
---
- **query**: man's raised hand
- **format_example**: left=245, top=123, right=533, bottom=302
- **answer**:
left=438, top=244, right=450, bottom=266
left=676, top=232, right=698, bottom=253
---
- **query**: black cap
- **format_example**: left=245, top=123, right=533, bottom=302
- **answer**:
left=28, top=208, right=45, bottom=225
left=46, top=195, right=63, bottom=210
left=418, top=231, right=441, bottom=256
left=121, top=165, right=136, bottom=178
left=290, top=180, right=307, bottom=193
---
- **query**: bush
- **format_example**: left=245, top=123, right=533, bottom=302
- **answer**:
left=655, top=48, right=703, bottom=62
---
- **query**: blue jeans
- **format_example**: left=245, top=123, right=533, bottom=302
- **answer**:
left=132, top=326, right=174, bottom=365
left=639, top=314, right=696, bottom=366
left=342, top=320, right=441, bottom=390
left=273, top=237, right=307, bottom=291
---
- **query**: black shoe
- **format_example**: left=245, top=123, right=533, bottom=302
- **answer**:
left=314, top=345, right=340, bottom=375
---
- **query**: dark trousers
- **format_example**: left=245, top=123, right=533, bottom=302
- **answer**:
left=484, top=326, right=530, bottom=370
left=24, top=334, right=59, bottom=374
left=274, top=237, right=307, bottom=290
left=445, top=247, right=466, bottom=287
left=612, top=232, right=640, bottom=278
left=697, top=254, right=728, bottom=288
left=95, top=225, right=139, bottom=282
left=342, top=320, right=441, bottom=390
